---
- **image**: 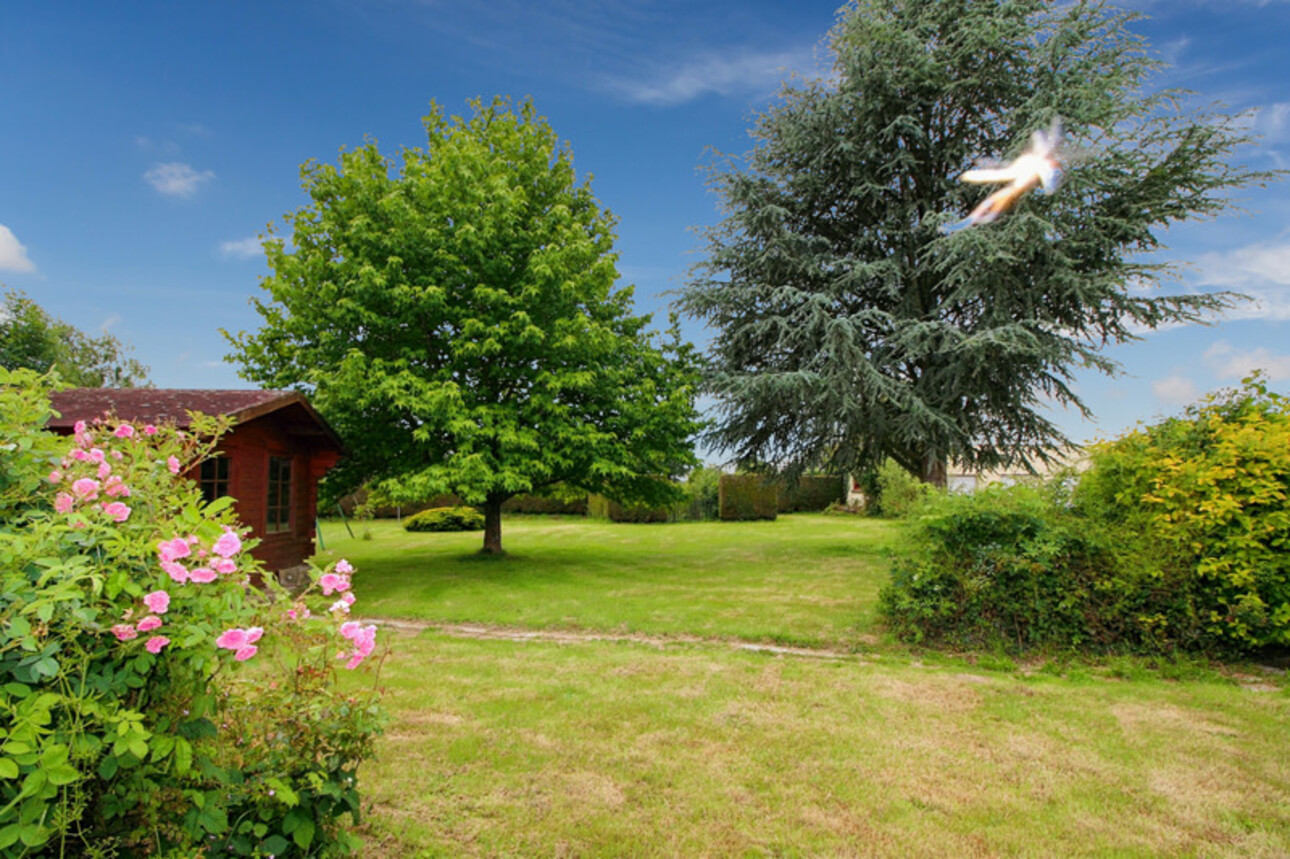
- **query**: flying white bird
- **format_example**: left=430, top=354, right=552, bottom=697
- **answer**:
left=950, top=118, right=1065, bottom=229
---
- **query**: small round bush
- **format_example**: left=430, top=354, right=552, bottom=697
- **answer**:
left=404, top=506, right=485, bottom=532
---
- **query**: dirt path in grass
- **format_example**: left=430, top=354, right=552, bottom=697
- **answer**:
left=361, top=617, right=868, bottom=660
left=358, top=618, right=1288, bottom=690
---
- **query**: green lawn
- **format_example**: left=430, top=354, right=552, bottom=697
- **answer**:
left=312, top=515, right=1290, bottom=857
left=316, top=515, right=897, bottom=649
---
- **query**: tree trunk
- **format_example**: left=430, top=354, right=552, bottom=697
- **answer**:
left=920, top=453, right=947, bottom=489
left=481, top=495, right=505, bottom=555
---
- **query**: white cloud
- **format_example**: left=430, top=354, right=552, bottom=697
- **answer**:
left=1152, top=375, right=1199, bottom=404
left=144, top=162, right=215, bottom=197
left=1204, top=340, right=1290, bottom=381
left=99, top=313, right=122, bottom=333
left=219, top=236, right=263, bottom=260
left=1195, top=241, right=1290, bottom=321
left=602, top=46, right=816, bottom=106
left=0, top=225, right=36, bottom=273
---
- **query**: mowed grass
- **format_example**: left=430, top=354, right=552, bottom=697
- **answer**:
left=315, top=515, right=897, bottom=649
left=312, top=515, right=1290, bottom=857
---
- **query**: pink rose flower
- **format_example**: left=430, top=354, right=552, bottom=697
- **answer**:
left=143, top=591, right=170, bottom=613
left=211, top=557, right=237, bottom=575
left=136, top=615, right=163, bottom=633
left=73, top=420, right=87, bottom=435
left=215, top=627, right=263, bottom=651
left=215, top=627, right=264, bottom=661
left=114, top=424, right=135, bottom=438
left=111, top=450, right=123, bottom=460
left=212, top=531, right=242, bottom=559
left=167, top=456, right=181, bottom=474
left=340, top=623, right=377, bottom=669
left=105, top=477, right=131, bottom=497
left=144, top=424, right=157, bottom=435
left=161, top=561, right=189, bottom=584
left=319, top=573, right=350, bottom=595
left=334, top=559, right=354, bottom=575
left=340, top=591, right=356, bottom=606
left=111, top=624, right=138, bottom=641
left=88, top=448, right=105, bottom=464
left=97, top=461, right=112, bottom=480
left=158, top=537, right=191, bottom=563
left=101, top=501, right=131, bottom=523
left=188, top=567, right=218, bottom=584
left=54, top=493, right=74, bottom=514
left=48, top=470, right=63, bottom=484
left=329, top=599, right=351, bottom=614
left=71, top=478, right=100, bottom=501
left=145, top=636, right=170, bottom=654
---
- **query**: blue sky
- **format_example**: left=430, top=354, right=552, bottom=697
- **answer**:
left=2, top=0, right=1287, bottom=452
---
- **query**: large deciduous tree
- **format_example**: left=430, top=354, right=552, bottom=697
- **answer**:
left=0, top=288, right=149, bottom=387
left=226, top=98, right=702, bottom=553
left=678, top=0, right=1275, bottom=485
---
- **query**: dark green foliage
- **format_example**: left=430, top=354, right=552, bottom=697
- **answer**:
left=880, top=486, right=1147, bottom=651
left=778, top=475, right=845, bottom=513
left=404, top=506, right=485, bottom=532
left=718, top=474, right=778, bottom=521
left=678, top=0, right=1274, bottom=485
left=586, top=494, right=672, bottom=523
left=0, top=288, right=149, bottom=386
left=226, top=97, right=702, bottom=553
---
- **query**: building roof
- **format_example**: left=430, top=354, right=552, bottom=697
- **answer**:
left=47, top=388, right=344, bottom=452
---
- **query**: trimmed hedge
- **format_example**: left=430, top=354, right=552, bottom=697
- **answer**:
left=403, top=506, right=485, bottom=532
left=586, top=494, right=673, bottom=523
left=718, top=475, right=778, bottom=521
left=778, top=475, right=845, bottom=513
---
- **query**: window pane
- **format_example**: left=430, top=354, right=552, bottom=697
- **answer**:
left=266, top=456, right=292, bottom=534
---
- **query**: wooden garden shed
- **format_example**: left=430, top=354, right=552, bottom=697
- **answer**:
left=46, top=389, right=343, bottom=571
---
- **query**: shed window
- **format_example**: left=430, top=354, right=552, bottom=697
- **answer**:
left=266, top=456, right=293, bottom=534
left=199, top=456, right=230, bottom=504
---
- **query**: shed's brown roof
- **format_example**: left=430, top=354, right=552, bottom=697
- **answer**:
left=46, top=389, right=344, bottom=452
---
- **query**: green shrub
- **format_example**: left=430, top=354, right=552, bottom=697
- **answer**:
left=778, top=475, right=845, bottom=513
left=404, top=506, right=485, bottom=532
left=586, top=494, right=674, bottom=523
left=682, top=466, right=722, bottom=520
left=0, top=368, right=384, bottom=856
left=874, top=459, right=936, bottom=518
left=718, top=474, right=778, bottom=521
left=880, top=485, right=1139, bottom=651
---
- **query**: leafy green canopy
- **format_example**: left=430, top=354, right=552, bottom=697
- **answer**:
left=227, top=98, right=702, bottom=550
left=0, top=288, right=149, bottom=387
left=678, top=0, right=1275, bottom=483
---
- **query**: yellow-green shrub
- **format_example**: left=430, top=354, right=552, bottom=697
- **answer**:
left=1077, top=375, right=1290, bottom=650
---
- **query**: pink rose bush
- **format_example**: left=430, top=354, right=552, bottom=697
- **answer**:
left=8, top=376, right=384, bottom=856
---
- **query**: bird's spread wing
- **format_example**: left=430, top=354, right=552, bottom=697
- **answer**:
left=959, top=165, right=1020, bottom=185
